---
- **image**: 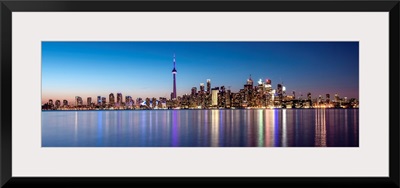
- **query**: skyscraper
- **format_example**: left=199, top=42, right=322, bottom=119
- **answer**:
left=326, top=94, right=330, bottom=104
left=109, top=93, right=115, bottom=106
left=87, top=97, right=92, bottom=106
left=117, top=93, right=122, bottom=106
left=247, top=75, right=253, bottom=86
left=125, top=96, right=132, bottom=107
left=277, top=84, right=283, bottom=96
left=97, top=96, right=101, bottom=106
left=207, top=79, right=211, bottom=94
left=212, top=88, right=219, bottom=106
left=63, top=99, right=68, bottom=107
left=101, top=97, right=106, bottom=106
left=75, top=96, right=83, bottom=107
left=200, top=83, right=205, bottom=94
left=171, top=54, right=177, bottom=99
left=244, top=75, right=253, bottom=90
left=191, top=87, right=197, bottom=96
left=55, top=100, right=61, bottom=109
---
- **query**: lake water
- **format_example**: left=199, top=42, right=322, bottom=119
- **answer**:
left=42, top=109, right=359, bottom=147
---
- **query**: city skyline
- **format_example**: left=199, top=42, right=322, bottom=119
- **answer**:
left=42, top=41, right=359, bottom=104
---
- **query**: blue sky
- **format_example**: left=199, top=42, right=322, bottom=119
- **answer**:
left=42, top=41, right=359, bottom=104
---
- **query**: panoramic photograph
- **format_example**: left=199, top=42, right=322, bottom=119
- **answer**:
left=41, top=41, right=359, bottom=147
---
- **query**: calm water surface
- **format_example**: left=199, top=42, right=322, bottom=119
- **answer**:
left=42, top=109, right=359, bottom=147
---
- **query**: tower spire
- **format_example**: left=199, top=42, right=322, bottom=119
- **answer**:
left=171, top=53, right=177, bottom=100
left=173, top=53, right=176, bottom=68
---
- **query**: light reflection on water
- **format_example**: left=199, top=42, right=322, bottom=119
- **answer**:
left=42, top=109, right=359, bottom=147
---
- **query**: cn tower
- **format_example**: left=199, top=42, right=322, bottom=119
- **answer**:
left=172, top=54, right=177, bottom=99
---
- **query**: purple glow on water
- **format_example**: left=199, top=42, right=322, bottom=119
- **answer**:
left=42, top=109, right=359, bottom=147
left=172, top=110, right=178, bottom=147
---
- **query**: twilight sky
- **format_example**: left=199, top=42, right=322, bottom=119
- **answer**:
left=42, top=42, right=359, bottom=104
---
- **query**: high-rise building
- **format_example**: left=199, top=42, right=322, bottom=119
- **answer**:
left=109, top=93, right=115, bottom=106
left=101, top=97, right=106, bottom=106
left=87, top=97, right=92, bottom=106
left=244, top=75, right=253, bottom=90
left=247, top=75, right=253, bottom=86
left=152, top=97, right=157, bottom=109
left=136, top=98, right=143, bottom=107
left=212, top=88, right=219, bottom=106
left=334, top=93, right=340, bottom=102
left=75, top=96, right=83, bottom=106
left=171, top=54, right=177, bottom=99
left=207, top=79, right=211, bottom=94
left=55, top=100, right=61, bottom=109
left=282, top=86, right=287, bottom=96
left=307, top=92, right=312, bottom=100
left=200, top=83, right=205, bottom=94
left=48, top=99, right=53, bottom=106
left=226, top=89, right=231, bottom=108
left=258, top=79, right=263, bottom=86
left=266, top=78, right=271, bottom=85
left=220, top=86, right=226, bottom=93
left=326, top=94, right=330, bottom=103
left=191, top=87, right=197, bottom=96
left=63, top=99, right=68, bottom=107
left=97, top=96, right=101, bottom=106
left=117, top=93, right=122, bottom=106
left=277, top=84, right=283, bottom=96
left=125, top=96, right=133, bottom=106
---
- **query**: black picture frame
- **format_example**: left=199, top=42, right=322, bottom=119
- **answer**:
left=1, top=0, right=399, bottom=187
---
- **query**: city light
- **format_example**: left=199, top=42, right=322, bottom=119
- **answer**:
left=42, top=74, right=359, bottom=110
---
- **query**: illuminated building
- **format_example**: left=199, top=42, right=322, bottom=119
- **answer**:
left=109, top=93, right=115, bottom=106
left=87, top=97, right=92, bottom=106
left=258, top=78, right=263, bottom=86
left=125, top=96, right=133, bottom=107
left=207, top=79, right=211, bottom=94
left=145, top=98, right=151, bottom=108
left=244, top=75, right=253, bottom=90
left=191, top=87, right=197, bottom=96
left=44, top=65, right=360, bottom=110
left=326, top=94, right=330, bottom=104
left=277, top=84, right=283, bottom=101
left=152, top=97, right=157, bottom=109
left=334, top=93, right=340, bottom=102
left=75, top=96, right=83, bottom=107
left=247, top=75, right=253, bottom=86
left=97, top=96, right=101, bottom=106
left=225, top=88, right=231, bottom=108
left=282, top=85, right=286, bottom=95
left=212, top=88, right=219, bottom=106
left=200, top=83, right=205, bottom=94
left=218, top=86, right=226, bottom=108
left=220, top=86, right=225, bottom=93
left=171, top=54, right=177, bottom=99
left=55, top=100, right=61, bottom=109
left=117, top=93, right=122, bottom=106
left=101, top=97, right=106, bottom=106
left=266, top=78, right=271, bottom=85
left=63, top=100, right=68, bottom=107
left=136, top=98, right=143, bottom=108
